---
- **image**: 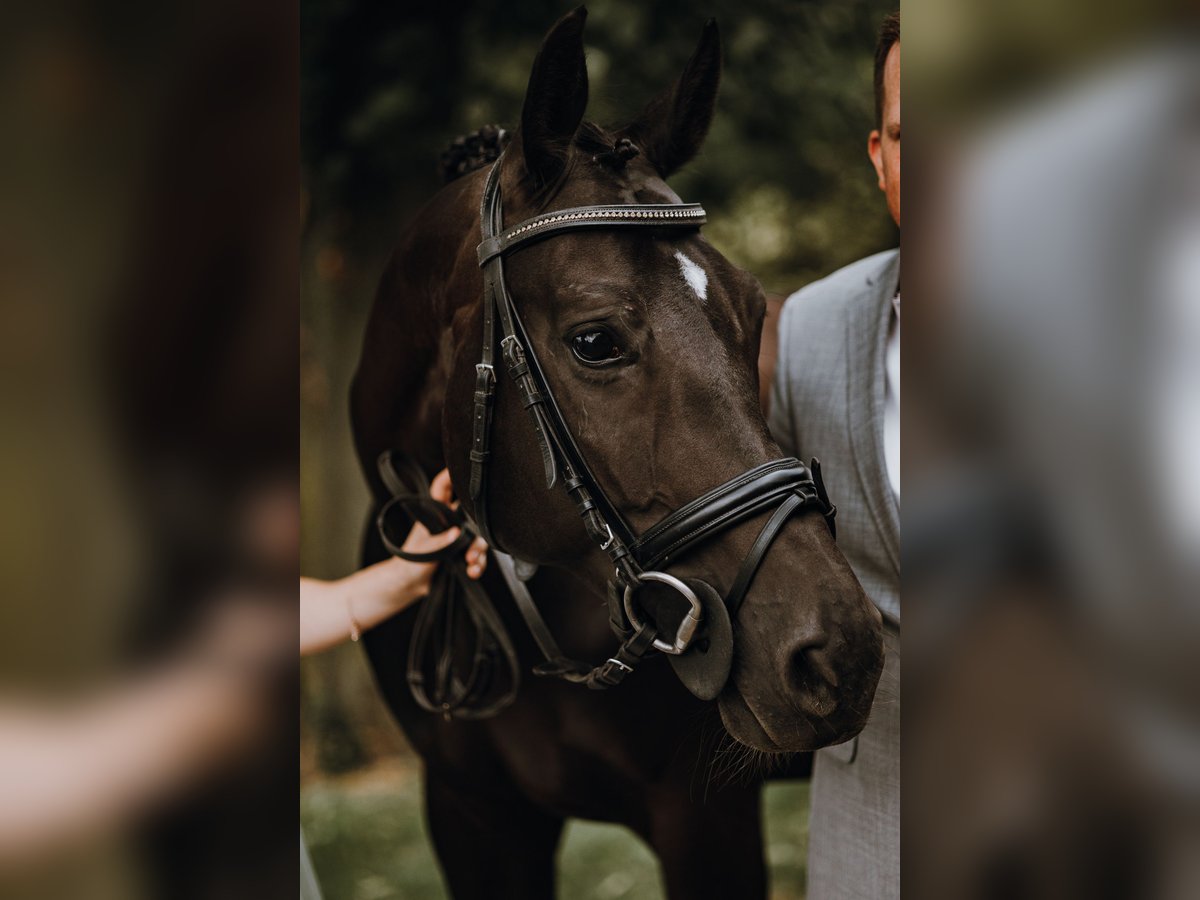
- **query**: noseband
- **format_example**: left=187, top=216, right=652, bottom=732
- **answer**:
left=381, top=155, right=838, bottom=717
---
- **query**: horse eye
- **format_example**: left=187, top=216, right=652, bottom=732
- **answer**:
left=571, top=329, right=622, bottom=364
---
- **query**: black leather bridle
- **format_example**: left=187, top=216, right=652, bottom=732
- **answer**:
left=377, top=155, right=838, bottom=718
left=466, top=156, right=836, bottom=688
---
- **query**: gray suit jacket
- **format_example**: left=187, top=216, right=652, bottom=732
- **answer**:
left=768, top=249, right=900, bottom=900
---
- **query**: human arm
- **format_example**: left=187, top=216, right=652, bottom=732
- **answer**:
left=299, top=469, right=487, bottom=656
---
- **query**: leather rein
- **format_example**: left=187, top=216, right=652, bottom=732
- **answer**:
left=378, top=155, right=837, bottom=718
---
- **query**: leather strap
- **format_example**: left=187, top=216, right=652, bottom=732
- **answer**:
left=476, top=156, right=654, bottom=567
left=495, top=549, right=655, bottom=690
left=723, top=492, right=805, bottom=620
left=376, top=451, right=519, bottom=719
left=584, top=625, right=657, bottom=690
left=810, top=457, right=837, bottom=539
left=493, top=550, right=565, bottom=664
left=468, top=165, right=501, bottom=547
left=378, top=451, right=474, bottom=562
left=633, top=459, right=829, bottom=570
left=478, top=203, right=706, bottom=265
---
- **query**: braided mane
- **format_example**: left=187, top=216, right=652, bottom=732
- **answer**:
left=438, top=122, right=641, bottom=184
left=438, top=125, right=511, bottom=184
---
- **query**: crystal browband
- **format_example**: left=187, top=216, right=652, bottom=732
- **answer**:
left=477, top=203, right=706, bottom=265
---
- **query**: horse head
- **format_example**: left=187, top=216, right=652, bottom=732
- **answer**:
left=429, top=7, right=884, bottom=752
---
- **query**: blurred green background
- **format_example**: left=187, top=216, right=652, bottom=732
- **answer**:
left=301, top=1, right=895, bottom=897
left=304, top=767, right=810, bottom=900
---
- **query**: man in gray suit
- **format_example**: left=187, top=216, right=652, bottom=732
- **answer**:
left=768, top=11, right=900, bottom=899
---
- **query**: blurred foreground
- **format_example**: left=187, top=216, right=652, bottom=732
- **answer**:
left=0, top=1, right=297, bottom=897
left=905, top=1, right=1200, bottom=897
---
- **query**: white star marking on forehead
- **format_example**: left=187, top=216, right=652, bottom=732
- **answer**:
left=673, top=250, right=708, bottom=302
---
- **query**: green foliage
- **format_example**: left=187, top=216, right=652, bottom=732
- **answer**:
left=311, top=703, right=371, bottom=774
left=302, top=0, right=898, bottom=293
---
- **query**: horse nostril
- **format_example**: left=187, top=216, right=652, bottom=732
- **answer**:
left=787, top=639, right=840, bottom=696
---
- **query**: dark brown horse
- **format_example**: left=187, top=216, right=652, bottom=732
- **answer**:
left=350, top=9, right=883, bottom=898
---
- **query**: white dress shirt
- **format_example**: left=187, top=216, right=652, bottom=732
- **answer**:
left=884, top=294, right=900, bottom=499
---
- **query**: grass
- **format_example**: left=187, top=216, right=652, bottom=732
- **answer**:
left=301, top=760, right=809, bottom=900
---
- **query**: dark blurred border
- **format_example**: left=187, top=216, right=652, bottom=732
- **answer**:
left=904, top=2, right=1199, bottom=897
left=1, top=1, right=298, bottom=896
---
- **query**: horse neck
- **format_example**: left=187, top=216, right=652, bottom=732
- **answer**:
left=350, top=177, right=482, bottom=490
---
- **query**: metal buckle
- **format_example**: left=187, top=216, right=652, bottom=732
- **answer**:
left=605, top=657, right=633, bottom=674
left=623, top=571, right=703, bottom=655
left=598, top=522, right=614, bottom=550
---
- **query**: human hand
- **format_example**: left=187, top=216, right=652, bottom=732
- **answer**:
left=300, top=470, right=491, bottom=655
left=401, top=469, right=489, bottom=580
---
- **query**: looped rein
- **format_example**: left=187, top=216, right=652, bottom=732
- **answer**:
left=376, top=451, right=519, bottom=720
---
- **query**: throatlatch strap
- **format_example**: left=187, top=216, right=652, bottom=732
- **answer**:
left=494, top=549, right=657, bottom=690
left=493, top=551, right=563, bottom=663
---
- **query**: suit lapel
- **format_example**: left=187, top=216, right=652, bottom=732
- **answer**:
left=845, top=252, right=900, bottom=577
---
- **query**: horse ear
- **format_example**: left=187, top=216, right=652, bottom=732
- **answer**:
left=622, top=19, right=721, bottom=179
left=517, top=7, right=589, bottom=188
